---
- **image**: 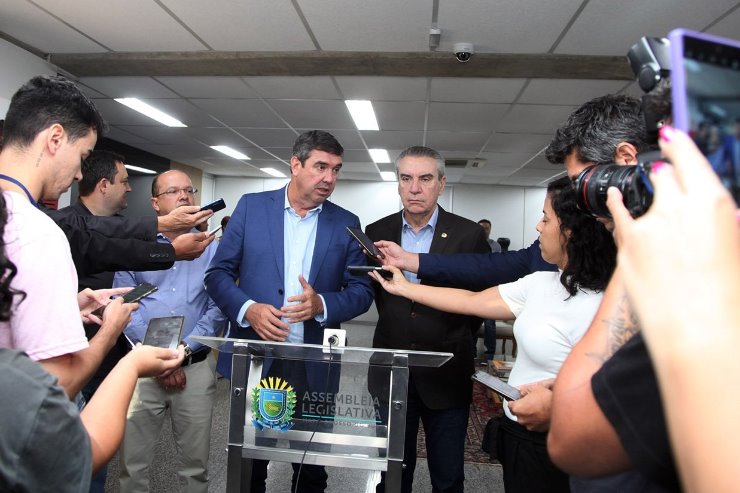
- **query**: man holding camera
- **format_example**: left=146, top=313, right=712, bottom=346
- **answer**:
left=375, top=94, right=674, bottom=491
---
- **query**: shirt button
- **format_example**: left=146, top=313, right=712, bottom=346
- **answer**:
left=172, top=288, right=176, bottom=292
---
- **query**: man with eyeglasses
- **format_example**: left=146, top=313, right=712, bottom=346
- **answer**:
left=114, top=170, right=226, bottom=493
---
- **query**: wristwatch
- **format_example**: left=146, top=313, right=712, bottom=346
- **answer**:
left=181, top=342, right=193, bottom=366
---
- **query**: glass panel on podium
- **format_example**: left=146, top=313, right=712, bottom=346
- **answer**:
left=193, top=336, right=452, bottom=493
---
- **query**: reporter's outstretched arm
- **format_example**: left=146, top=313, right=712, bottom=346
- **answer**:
left=80, top=345, right=184, bottom=474
left=158, top=205, right=212, bottom=232
left=608, top=126, right=740, bottom=493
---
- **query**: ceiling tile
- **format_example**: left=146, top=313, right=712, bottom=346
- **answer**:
left=267, top=100, right=355, bottom=129
left=426, top=132, right=490, bottom=152
left=431, top=78, right=527, bottom=103
left=334, top=77, right=428, bottom=101
left=190, top=99, right=287, bottom=127
left=427, top=103, right=509, bottom=132
left=484, top=132, right=552, bottom=153
left=156, top=77, right=258, bottom=98
left=374, top=101, right=426, bottom=131
left=79, top=77, right=180, bottom=99
left=244, top=77, right=341, bottom=100
left=496, top=104, right=578, bottom=134
left=520, top=79, right=633, bottom=105
left=160, top=0, right=314, bottom=50
left=34, top=0, right=207, bottom=51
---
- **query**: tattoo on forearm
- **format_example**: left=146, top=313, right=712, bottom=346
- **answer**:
left=586, top=293, right=640, bottom=364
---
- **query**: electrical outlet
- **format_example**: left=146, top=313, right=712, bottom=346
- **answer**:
left=322, top=328, right=346, bottom=347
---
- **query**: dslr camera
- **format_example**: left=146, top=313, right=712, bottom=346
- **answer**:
left=575, top=37, right=669, bottom=219
left=574, top=162, right=655, bottom=219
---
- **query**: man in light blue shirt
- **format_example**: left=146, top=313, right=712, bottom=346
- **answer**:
left=205, top=130, right=373, bottom=493
left=114, top=170, right=226, bottom=493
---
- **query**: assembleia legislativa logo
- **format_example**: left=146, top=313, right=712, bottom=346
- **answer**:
left=252, top=377, right=297, bottom=432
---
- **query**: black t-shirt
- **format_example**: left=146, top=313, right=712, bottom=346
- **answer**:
left=591, top=333, right=681, bottom=492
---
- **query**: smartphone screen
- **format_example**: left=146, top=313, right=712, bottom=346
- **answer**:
left=472, top=370, right=521, bottom=401
left=142, top=316, right=185, bottom=350
left=669, top=29, right=740, bottom=205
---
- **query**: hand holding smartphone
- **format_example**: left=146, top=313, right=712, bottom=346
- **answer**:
left=346, top=226, right=384, bottom=260
left=200, top=198, right=226, bottom=213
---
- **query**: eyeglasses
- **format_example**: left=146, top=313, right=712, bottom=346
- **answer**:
left=154, top=187, right=197, bottom=197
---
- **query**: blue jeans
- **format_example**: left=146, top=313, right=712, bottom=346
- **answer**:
left=377, top=380, right=469, bottom=493
left=483, top=319, right=497, bottom=361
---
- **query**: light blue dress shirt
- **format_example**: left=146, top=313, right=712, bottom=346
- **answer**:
left=113, top=231, right=226, bottom=351
left=401, top=206, right=439, bottom=283
left=235, top=187, right=328, bottom=343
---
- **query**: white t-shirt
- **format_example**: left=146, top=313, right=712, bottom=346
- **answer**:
left=0, top=191, right=88, bottom=360
left=498, top=270, right=603, bottom=420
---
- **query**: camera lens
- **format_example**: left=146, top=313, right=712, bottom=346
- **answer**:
left=574, top=163, right=654, bottom=218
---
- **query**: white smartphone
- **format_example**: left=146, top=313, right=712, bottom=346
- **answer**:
left=208, top=225, right=222, bottom=236
left=472, top=370, right=521, bottom=400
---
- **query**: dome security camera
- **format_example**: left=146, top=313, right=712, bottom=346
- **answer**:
left=453, top=42, right=474, bottom=63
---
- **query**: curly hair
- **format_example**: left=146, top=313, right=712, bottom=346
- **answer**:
left=548, top=177, right=616, bottom=296
left=0, top=194, right=24, bottom=321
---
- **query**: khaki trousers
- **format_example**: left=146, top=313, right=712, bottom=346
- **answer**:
left=119, top=356, right=216, bottom=493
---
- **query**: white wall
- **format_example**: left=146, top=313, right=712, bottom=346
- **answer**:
left=0, top=39, right=55, bottom=118
left=212, top=177, right=546, bottom=251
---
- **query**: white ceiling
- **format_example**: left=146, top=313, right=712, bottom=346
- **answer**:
left=1, top=0, right=738, bottom=186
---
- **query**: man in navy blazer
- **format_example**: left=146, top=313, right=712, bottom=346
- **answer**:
left=205, top=130, right=373, bottom=493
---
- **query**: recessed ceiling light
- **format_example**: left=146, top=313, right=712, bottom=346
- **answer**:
left=369, top=149, right=391, bottom=163
left=261, top=167, right=286, bottom=178
left=124, top=164, right=157, bottom=174
left=345, top=100, right=379, bottom=131
left=210, top=145, right=249, bottom=160
left=380, top=171, right=396, bottom=181
left=114, top=98, right=186, bottom=127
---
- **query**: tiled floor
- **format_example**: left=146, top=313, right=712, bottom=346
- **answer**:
left=104, top=321, right=511, bottom=492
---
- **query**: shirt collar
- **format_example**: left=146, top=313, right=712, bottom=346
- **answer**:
left=284, top=185, right=323, bottom=215
left=402, top=205, right=439, bottom=232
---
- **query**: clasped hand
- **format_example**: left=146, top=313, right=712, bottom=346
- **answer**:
left=246, top=275, right=322, bottom=342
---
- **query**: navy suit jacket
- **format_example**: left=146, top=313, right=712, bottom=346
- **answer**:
left=417, top=239, right=556, bottom=291
left=205, top=186, right=373, bottom=382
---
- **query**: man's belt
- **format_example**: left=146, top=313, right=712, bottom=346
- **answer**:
left=182, top=347, right=211, bottom=367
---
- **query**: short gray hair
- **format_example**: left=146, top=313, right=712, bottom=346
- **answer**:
left=394, top=146, right=445, bottom=178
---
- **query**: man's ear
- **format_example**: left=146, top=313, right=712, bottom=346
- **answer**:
left=290, top=156, right=302, bottom=176
left=98, top=178, right=109, bottom=195
left=614, top=142, right=639, bottom=165
left=46, top=124, right=65, bottom=154
left=150, top=197, right=160, bottom=213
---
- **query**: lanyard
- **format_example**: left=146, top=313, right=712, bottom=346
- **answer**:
left=0, top=174, right=38, bottom=208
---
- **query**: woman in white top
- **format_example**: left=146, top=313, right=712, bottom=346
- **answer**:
left=370, top=176, right=616, bottom=493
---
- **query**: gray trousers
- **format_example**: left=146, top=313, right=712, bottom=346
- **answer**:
left=119, top=356, right=217, bottom=493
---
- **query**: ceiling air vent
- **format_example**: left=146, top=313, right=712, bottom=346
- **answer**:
left=445, top=158, right=487, bottom=169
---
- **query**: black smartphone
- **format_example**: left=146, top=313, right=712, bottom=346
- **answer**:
left=472, top=370, right=521, bottom=401
left=200, top=198, right=226, bottom=213
left=346, top=226, right=384, bottom=260
left=142, top=316, right=185, bottom=350
left=121, top=283, right=158, bottom=304
left=669, top=29, right=740, bottom=205
left=347, top=265, right=393, bottom=277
